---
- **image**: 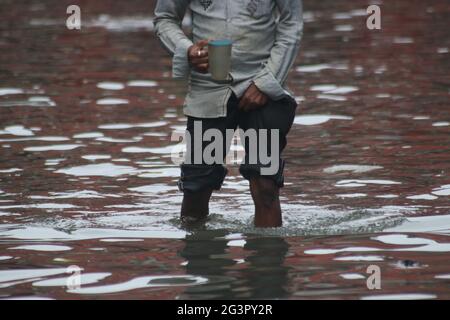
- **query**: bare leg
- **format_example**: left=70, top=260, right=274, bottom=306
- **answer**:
left=250, top=177, right=282, bottom=228
left=181, top=189, right=213, bottom=226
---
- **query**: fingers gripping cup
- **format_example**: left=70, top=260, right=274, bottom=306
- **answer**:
left=208, top=39, right=232, bottom=82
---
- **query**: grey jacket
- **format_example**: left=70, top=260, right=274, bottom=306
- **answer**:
left=154, top=0, right=303, bottom=118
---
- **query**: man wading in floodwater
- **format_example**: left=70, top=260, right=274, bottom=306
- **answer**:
left=154, top=0, right=303, bottom=227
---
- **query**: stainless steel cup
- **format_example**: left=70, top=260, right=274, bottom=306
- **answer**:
left=208, top=39, right=232, bottom=81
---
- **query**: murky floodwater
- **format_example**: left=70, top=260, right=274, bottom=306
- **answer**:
left=0, top=0, right=449, bottom=299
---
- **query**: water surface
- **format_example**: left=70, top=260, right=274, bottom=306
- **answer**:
left=0, top=0, right=449, bottom=299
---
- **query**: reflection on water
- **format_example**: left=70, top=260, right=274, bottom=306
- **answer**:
left=2, top=226, right=449, bottom=299
left=0, top=0, right=449, bottom=299
left=179, top=230, right=290, bottom=299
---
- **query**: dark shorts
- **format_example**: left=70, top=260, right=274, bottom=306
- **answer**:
left=178, top=93, right=297, bottom=193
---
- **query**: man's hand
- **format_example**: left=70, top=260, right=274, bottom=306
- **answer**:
left=188, top=39, right=209, bottom=73
left=238, top=83, right=269, bottom=112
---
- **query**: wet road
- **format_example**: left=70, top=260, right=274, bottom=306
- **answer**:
left=0, top=0, right=449, bottom=299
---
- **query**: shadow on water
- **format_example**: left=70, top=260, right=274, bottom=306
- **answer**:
left=179, top=230, right=290, bottom=299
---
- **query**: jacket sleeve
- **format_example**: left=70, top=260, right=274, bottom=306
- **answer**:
left=153, top=0, right=193, bottom=79
left=253, top=0, right=303, bottom=100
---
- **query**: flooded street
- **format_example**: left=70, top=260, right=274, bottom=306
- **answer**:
left=0, top=0, right=449, bottom=299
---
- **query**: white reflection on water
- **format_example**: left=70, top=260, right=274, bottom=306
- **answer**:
left=325, top=86, right=358, bottom=94
left=0, top=168, right=22, bottom=173
left=310, top=84, right=338, bottom=92
left=334, top=255, right=384, bottom=262
left=45, top=158, right=66, bottom=166
left=407, top=194, right=438, bottom=200
left=138, top=167, right=180, bottom=178
left=307, top=240, right=450, bottom=255
left=0, top=226, right=187, bottom=241
left=9, top=245, right=72, bottom=252
left=310, top=85, right=358, bottom=95
left=432, top=122, right=450, bottom=127
left=306, top=230, right=450, bottom=256
left=128, top=184, right=177, bottom=194
left=127, top=80, right=158, bottom=87
left=100, top=239, right=143, bottom=242
left=73, top=132, right=104, bottom=139
left=373, top=234, right=435, bottom=246
left=324, top=165, right=383, bottom=174
left=0, top=268, right=68, bottom=284
left=376, top=194, right=399, bottom=199
left=0, top=136, right=69, bottom=142
left=294, top=114, right=353, bottom=125
left=386, top=214, right=450, bottom=234
left=335, top=25, right=354, bottom=32
left=122, top=145, right=179, bottom=154
left=29, top=190, right=122, bottom=199
left=0, top=96, right=56, bottom=107
left=305, top=247, right=381, bottom=255
left=96, top=98, right=129, bottom=105
left=68, top=275, right=208, bottom=295
left=0, top=88, right=24, bottom=96
left=361, top=294, right=436, bottom=300
left=432, top=185, right=450, bottom=196
left=335, top=179, right=401, bottom=187
left=337, top=193, right=367, bottom=198
left=24, top=144, right=84, bottom=152
left=97, top=82, right=125, bottom=90
left=95, top=136, right=143, bottom=143
left=1, top=125, right=34, bottom=136
left=317, top=94, right=347, bottom=101
left=99, top=121, right=168, bottom=130
left=33, top=273, right=111, bottom=287
left=0, top=203, right=79, bottom=210
left=296, top=63, right=348, bottom=73
left=227, top=240, right=246, bottom=247
left=340, top=273, right=365, bottom=280
left=57, top=161, right=174, bottom=178
left=30, top=15, right=195, bottom=33
left=56, top=163, right=139, bottom=177
left=0, top=256, right=13, bottom=261
left=29, top=15, right=146, bottom=30
left=82, top=155, right=111, bottom=161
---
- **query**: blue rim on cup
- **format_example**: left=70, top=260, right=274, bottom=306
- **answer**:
left=209, top=39, right=233, bottom=46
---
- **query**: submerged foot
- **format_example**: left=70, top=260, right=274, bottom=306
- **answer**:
left=180, top=188, right=213, bottom=229
left=180, top=215, right=208, bottom=229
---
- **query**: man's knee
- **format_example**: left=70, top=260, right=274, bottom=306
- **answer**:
left=179, top=164, right=228, bottom=192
